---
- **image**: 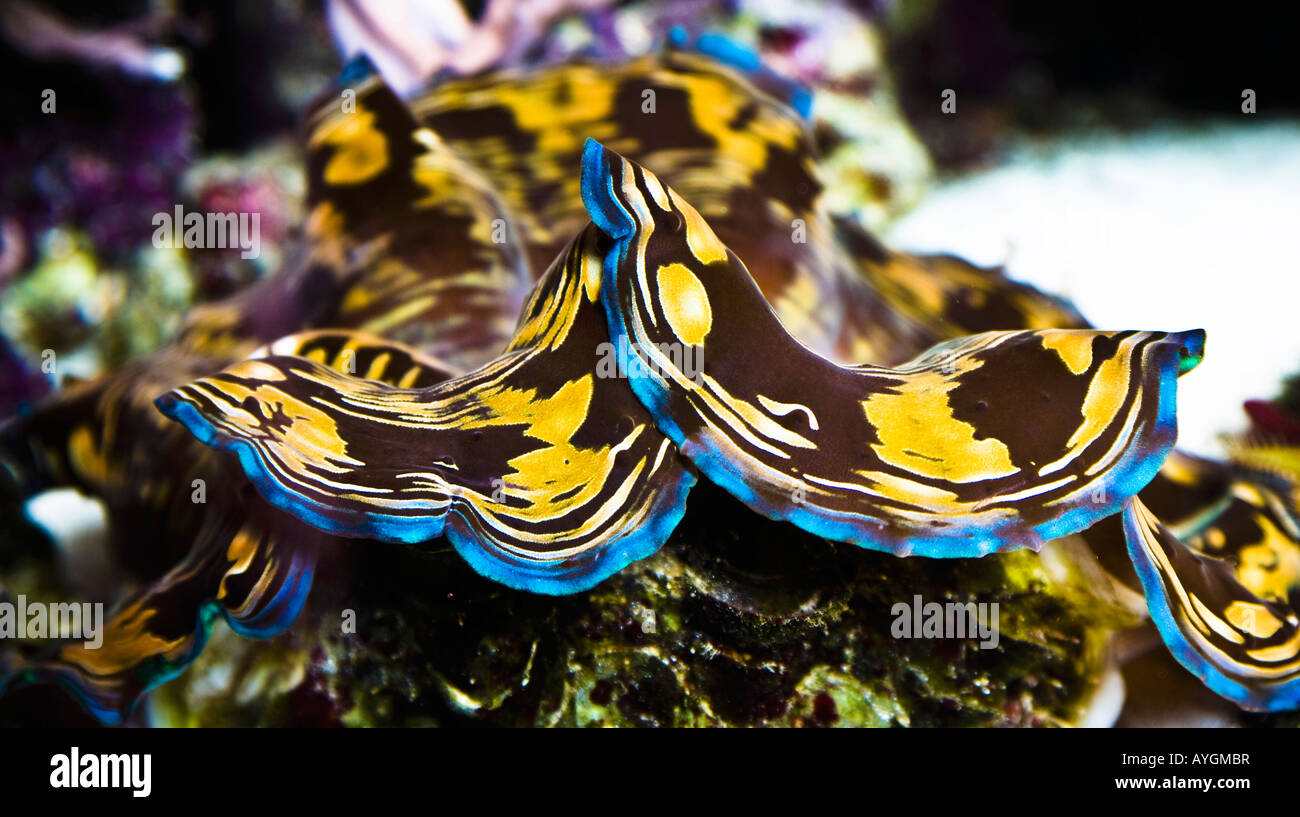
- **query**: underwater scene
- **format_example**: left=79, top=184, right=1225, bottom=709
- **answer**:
left=1, top=0, right=1299, bottom=732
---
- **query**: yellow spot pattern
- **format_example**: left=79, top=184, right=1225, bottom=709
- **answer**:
left=1041, top=331, right=1100, bottom=375
left=861, top=370, right=1019, bottom=484
left=656, top=263, right=713, bottom=346
left=309, top=109, right=389, bottom=186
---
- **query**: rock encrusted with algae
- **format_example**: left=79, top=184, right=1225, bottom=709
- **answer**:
left=151, top=484, right=1142, bottom=727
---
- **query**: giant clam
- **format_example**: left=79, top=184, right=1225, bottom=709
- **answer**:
left=2, top=35, right=1298, bottom=726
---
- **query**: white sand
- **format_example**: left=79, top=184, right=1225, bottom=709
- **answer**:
left=887, top=120, right=1300, bottom=457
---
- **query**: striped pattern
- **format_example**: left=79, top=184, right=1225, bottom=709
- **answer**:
left=1124, top=496, right=1300, bottom=711
left=583, top=141, right=1205, bottom=556
left=1, top=493, right=323, bottom=725
left=176, top=64, right=532, bottom=371
left=159, top=228, right=694, bottom=594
